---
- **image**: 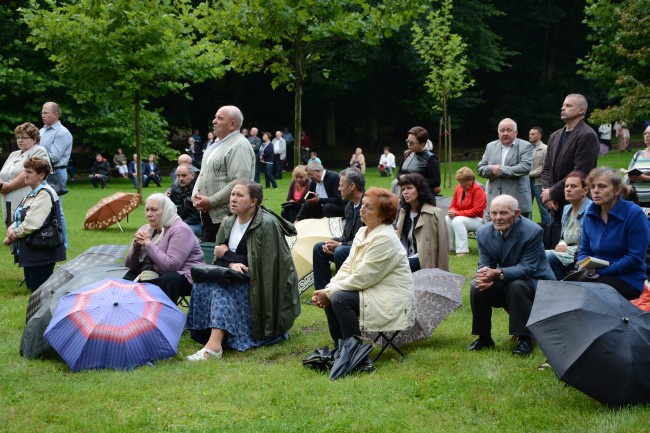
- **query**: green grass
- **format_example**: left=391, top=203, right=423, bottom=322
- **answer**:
left=0, top=154, right=648, bottom=433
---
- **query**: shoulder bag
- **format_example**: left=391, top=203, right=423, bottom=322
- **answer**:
left=25, top=188, right=64, bottom=249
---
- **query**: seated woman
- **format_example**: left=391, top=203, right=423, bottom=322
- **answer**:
left=124, top=193, right=204, bottom=303
left=3, top=157, right=66, bottom=291
left=395, top=173, right=449, bottom=272
left=545, top=171, right=592, bottom=280
left=312, top=187, right=415, bottom=362
left=280, top=165, right=311, bottom=222
left=445, top=167, right=486, bottom=256
left=626, top=125, right=650, bottom=206
left=186, top=181, right=301, bottom=361
left=349, top=147, right=366, bottom=173
left=578, top=167, right=647, bottom=300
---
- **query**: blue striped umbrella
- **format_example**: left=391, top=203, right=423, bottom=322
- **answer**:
left=44, top=278, right=185, bottom=372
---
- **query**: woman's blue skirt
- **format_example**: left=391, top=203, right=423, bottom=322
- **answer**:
left=186, top=281, right=287, bottom=352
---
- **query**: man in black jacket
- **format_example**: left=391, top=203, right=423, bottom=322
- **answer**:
left=88, top=153, right=111, bottom=189
left=169, top=163, right=202, bottom=237
left=312, top=167, right=365, bottom=291
left=296, top=162, right=345, bottom=220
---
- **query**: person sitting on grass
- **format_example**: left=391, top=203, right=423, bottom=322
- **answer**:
left=88, top=153, right=111, bottom=189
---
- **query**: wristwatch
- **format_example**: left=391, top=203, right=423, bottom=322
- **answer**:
left=498, top=270, right=505, bottom=280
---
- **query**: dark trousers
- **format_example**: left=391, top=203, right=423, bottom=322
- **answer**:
left=296, top=202, right=345, bottom=220
left=123, top=269, right=192, bottom=304
left=263, top=162, right=277, bottom=188
left=596, top=276, right=641, bottom=300
left=24, top=263, right=55, bottom=292
left=324, top=290, right=360, bottom=346
left=149, top=272, right=192, bottom=305
left=470, top=278, right=535, bottom=337
left=254, top=161, right=261, bottom=183
left=89, top=174, right=109, bottom=188
left=143, top=174, right=162, bottom=187
left=200, top=212, right=220, bottom=243
left=273, top=154, right=282, bottom=179
left=312, top=243, right=351, bottom=290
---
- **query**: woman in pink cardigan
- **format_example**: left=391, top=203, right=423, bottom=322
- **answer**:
left=445, top=167, right=486, bottom=256
left=124, top=193, right=204, bottom=303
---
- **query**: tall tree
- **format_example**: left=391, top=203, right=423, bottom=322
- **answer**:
left=195, top=0, right=420, bottom=165
left=579, top=0, right=649, bottom=125
left=22, top=0, right=224, bottom=194
left=412, top=0, right=474, bottom=187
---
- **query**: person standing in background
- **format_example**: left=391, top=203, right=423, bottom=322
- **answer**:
left=39, top=101, right=72, bottom=249
left=529, top=127, right=551, bottom=224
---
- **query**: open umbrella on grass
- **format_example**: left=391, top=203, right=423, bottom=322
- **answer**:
left=44, top=278, right=185, bottom=371
left=84, top=192, right=141, bottom=231
left=527, top=280, right=650, bottom=407
left=364, top=268, right=464, bottom=348
left=286, top=217, right=343, bottom=294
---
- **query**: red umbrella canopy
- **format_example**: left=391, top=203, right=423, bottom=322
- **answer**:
left=85, top=192, right=141, bottom=230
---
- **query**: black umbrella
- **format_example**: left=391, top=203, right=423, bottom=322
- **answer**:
left=329, top=336, right=374, bottom=381
left=527, top=280, right=650, bottom=406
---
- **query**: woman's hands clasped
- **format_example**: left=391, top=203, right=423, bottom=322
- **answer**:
left=133, top=229, right=152, bottom=247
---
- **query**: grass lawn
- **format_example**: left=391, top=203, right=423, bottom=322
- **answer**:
left=0, top=150, right=647, bottom=433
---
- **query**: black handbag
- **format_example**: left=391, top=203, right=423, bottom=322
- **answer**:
left=191, top=264, right=249, bottom=283
left=46, top=172, right=68, bottom=196
left=25, top=189, right=64, bottom=249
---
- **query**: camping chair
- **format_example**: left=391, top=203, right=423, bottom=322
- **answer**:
left=370, top=330, right=406, bottom=362
left=176, top=242, right=217, bottom=309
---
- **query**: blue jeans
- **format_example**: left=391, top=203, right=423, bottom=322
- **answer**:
left=187, top=223, right=203, bottom=238
left=546, top=251, right=572, bottom=280
left=530, top=179, right=551, bottom=224
left=54, top=168, right=69, bottom=249
left=263, top=163, right=277, bottom=188
left=312, top=243, right=351, bottom=290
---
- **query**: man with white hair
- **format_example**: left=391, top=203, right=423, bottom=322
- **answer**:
left=477, top=118, right=533, bottom=219
left=468, top=194, right=555, bottom=356
left=192, top=106, right=255, bottom=241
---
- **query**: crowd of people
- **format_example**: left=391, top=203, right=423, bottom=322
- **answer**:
left=4, top=97, right=649, bottom=378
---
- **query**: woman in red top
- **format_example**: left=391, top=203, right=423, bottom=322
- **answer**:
left=445, top=167, right=486, bottom=256
left=280, top=165, right=311, bottom=222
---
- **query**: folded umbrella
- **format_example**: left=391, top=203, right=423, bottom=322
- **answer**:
left=329, top=336, right=373, bottom=380
left=286, top=217, right=344, bottom=294
left=527, top=280, right=650, bottom=406
left=44, top=278, right=185, bottom=371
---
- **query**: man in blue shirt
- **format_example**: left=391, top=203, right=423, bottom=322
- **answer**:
left=40, top=101, right=72, bottom=249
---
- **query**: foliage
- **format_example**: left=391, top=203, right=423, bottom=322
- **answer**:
left=412, top=0, right=474, bottom=187
left=195, top=0, right=420, bottom=163
left=579, top=0, right=649, bottom=125
left=21, top=0, right=224, bottom=192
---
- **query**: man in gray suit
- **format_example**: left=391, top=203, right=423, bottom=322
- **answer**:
left=468, top=195, right=555, bottom=356
left=477, top=118, right=533, bottom=219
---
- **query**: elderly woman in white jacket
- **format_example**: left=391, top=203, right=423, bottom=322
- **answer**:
left=312, top=187, right=415, bottom=355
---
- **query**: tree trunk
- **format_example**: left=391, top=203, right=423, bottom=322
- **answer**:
left=293, top=40, right=304, bottom=168
left=135, top=99, right=142, bottom=197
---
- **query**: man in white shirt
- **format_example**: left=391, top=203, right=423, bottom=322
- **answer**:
left=272, top=130, right=286, bottom=180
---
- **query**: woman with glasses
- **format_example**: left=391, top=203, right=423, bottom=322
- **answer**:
left=393, top=126, right=441, bottom=205
left=0, top=123, right=50, bottom=227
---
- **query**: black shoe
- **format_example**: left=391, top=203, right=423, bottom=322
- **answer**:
left=467, top=337, right=495, bottom=351
left=512, top=337, right=533, bottom=356
left=357, top=356, right=376, bottom=373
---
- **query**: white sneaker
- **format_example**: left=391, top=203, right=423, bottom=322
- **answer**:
left=186, top=347, right=223, bottom=362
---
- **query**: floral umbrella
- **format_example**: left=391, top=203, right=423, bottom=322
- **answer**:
left=84, top=192, right=141, bottom=231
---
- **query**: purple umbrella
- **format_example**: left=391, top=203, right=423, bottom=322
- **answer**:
left=44, top=278, right=185, bottom=372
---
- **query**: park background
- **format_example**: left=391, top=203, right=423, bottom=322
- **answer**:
left=0, top=0, right=648, bottom=432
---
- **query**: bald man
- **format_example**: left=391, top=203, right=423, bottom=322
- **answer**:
left=192, top=106, right=255, bottom=241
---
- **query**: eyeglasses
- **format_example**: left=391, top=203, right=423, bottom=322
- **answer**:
left=405, top=139, right=418, bottom=147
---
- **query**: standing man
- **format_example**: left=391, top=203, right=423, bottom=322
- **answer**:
left=272, top=130, right=286, bottom=180
left=477, top=118, right=533, bottom=219
left=312, top=168, right=365, bottom=291
left=598, top=123, right=612, bottom=148
left=40, top=101, right=72, bottom=249
left=248, top=127, right=262, bottom=183
left=295, top=162, right=345, bottom=220
left=192, top=105, right=255, bottom=242
left=541, top=94, right=599, bottom=220
left=283, top=126, right=294, bottom=169
left=169, top=163, right=202, bottom=238
left=468, top=195, right=555, bottom=356
left=528, top=127, right=550, bottom=224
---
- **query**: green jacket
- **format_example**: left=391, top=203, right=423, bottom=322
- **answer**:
left=217, top=206, right=301, bottom=340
